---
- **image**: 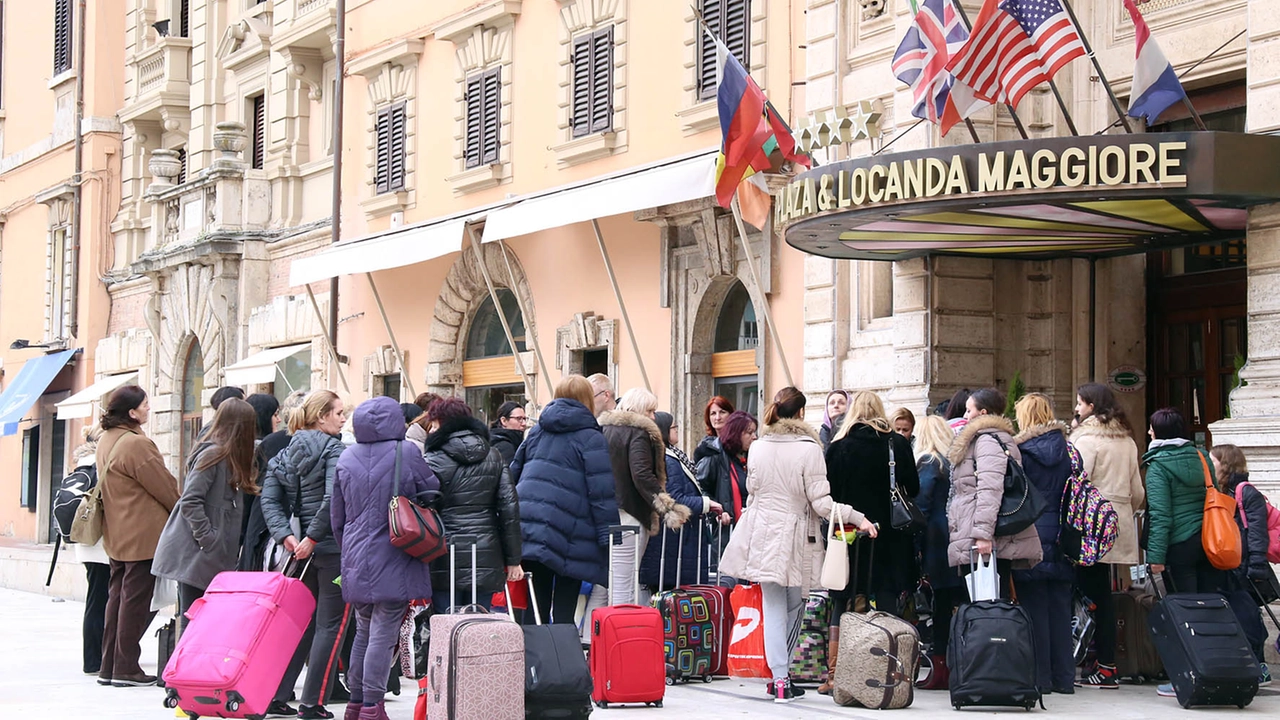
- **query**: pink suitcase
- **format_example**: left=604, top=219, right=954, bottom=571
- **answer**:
left=162, top=571, right=316, bottom=719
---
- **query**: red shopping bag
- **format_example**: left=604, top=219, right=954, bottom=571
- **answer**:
left=727, top=584, right=771, bottom=679
left=491, top=577, right=530, bottom=610
left=413, top=676, right=428, bottom=720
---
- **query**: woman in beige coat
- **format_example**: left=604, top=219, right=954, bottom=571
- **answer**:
left=720, top=388, right=876, bottom=704
left=947, top=388, right=1043, bottom=595
left=1070, top=382, right=1144, bottom=689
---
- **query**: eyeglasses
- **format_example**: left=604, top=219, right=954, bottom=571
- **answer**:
left=594, top=390, right=611, bottom=398
left=508, top=415, right=529, bottom=424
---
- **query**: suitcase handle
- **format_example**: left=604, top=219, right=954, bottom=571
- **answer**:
left=867, top=646, right=910, bottom=688
left=185, top=597, right=206, bottom=621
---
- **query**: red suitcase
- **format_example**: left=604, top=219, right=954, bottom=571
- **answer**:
left=591, top=525, right=666, bottom=709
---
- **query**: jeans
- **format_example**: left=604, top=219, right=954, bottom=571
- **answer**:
left=1076, top=563, right=1115, bottom=666
left=348, top=601, right=408, bottom=705
left=524, top=560, right=583, bottom=626
left=100, top=559, right=156, bottom=680
left=760, top=582, right=804, bottom=680
left=1164, top=531, right=1225, bottom=594
left=930, top=584, right=968, bottom=656
left=1018, top=579, right=1075, bottom=691
left=275, top=553, right=347, bottom=706
left=83, top=562, right=110, bottom=674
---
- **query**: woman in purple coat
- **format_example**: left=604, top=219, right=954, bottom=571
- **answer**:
left=331, top=396, right=439, bottom=720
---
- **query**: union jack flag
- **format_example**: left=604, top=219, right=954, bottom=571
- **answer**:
left=947, top=0, right=1086, bottom=110
left=891, top=0, right=988, bottom=135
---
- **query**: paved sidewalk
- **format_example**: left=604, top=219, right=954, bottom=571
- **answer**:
left=2, top=586, right=1275, bottom=718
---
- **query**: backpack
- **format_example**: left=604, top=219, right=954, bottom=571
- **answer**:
left=53, top=465, right=97, bottom=543
left=1237, top=480, right=1280, bottom=564
left=1059, top=443, right=1119, bottom=566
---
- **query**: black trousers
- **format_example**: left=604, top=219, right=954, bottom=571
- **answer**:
left=83, top=562, right=111, bottom=674
left=930, top=584, right=968, bottom=655
left=1018, top=579, right=1075, bottom=691
left=524, top=560, right=582, bottom=626
left=1164, top=531, right=1225, bottom=594
left=1075, top=563, right=1116, bottom=666
left=275, top=554, right=347, bottom=706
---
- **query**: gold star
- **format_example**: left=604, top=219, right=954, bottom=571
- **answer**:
left=846, top=101, right=882, bottom=140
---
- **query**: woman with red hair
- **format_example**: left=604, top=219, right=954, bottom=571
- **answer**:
left=693, top=396, right=735, bottom=503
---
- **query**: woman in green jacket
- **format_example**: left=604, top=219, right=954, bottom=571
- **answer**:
left=1142, top=407, right=1223, bottom=594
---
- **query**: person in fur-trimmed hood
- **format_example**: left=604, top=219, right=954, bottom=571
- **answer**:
left=596, top=388, right=690, bottom=606
left=947, top=388, right=1043, bottom=583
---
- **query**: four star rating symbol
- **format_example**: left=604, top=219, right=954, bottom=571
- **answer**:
left=796, top=101, right=883, bottom=154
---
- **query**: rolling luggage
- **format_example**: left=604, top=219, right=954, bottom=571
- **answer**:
left=1114, top=526, right=1164, bottom=682
left=833, top=610, right=918, bottom=709
left=789, top=592, right=831, bottom=685
left=517, top=574, right=594, bottom=718
left=682, top=519, right=732, bottom=677
left=590, top=525, right=666, bottom=709
left=427, top=538, right=524, bottom=720
left=947, top=549, right=1042, bottom=711
left=161, top=571, right=316, bottom=719
left=651, top=526, right=715, bottom=684
left=1148, top=592, right=1260, bottom=708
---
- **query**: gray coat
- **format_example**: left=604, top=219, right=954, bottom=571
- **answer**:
left=260, top=429, right=345, bottom=557
left=152, top=444, right=245, bottom=590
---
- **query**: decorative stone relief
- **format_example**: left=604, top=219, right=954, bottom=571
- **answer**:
left=363, top=345, right=403, bottom=397
left=858, top=0, right=886, bottom=21
left=555, top=313, right=619, bottom=376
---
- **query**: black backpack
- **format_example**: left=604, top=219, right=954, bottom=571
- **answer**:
left=53, top=465, right=97, bottom=543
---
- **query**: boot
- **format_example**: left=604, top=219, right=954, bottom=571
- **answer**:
left=817, top=638, right=840, bottom=695
left=356, top=702, right=390, bottom=720
left=344, top=703, right=362, bottom=720
left=917, top=654, right=949, bottom=690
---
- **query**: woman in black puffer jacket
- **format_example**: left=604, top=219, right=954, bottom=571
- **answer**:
left=423, top=398, right=523, bottom=611
left=1212, top=444, right=1276, bottom=679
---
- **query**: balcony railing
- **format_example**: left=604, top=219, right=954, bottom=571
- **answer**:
left=131, top=37, right=192, bottom=102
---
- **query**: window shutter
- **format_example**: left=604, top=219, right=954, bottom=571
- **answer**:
left=589, top=28, right=614, bottom=134
left=481, top=68, right=501, bottom=166
left=179, top=0, right=190, bottom=38
left=388, top=102, right=407, bottom=192
left=251, top=95, right=266, bottom=169
left=464, top=74, right=483, bottom=169
left=571, top=34, right=592, bottom=138
left=697, top=0, right=722, bottom=100
left=53, top=0, right=73, bottom=75
left=725, top=0, right=751, bottom=70
left=375, top=106, right=391, bottom=193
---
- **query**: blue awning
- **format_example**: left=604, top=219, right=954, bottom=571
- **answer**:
left=0, top=349, right=78, bottom=435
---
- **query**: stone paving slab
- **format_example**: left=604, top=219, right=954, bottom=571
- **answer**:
left=2, top=587, right=1275, bottom=719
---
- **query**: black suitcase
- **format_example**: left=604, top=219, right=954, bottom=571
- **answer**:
left=516, top=575, right=593, bottom=719
left=1148, top=593, right=1259, bottom=708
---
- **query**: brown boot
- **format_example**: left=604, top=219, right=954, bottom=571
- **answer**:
left=917, top=654, right=949, bottom=690
left=818, top=637, right=840, bottom=695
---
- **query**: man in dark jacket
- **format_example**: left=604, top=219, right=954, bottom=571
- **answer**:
left=489, top=400, right=528, bottom=466
left=424, top=399, right=522, bottom=610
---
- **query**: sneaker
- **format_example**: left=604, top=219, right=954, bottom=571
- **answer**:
left=1075, top=664, right=1118, bottom=689
left=110, top=673, right=157, bottom=687
left=298, top=705, right=335, bottom=720
left=267, top=700, right=297, bottom=717
left=1156, top=683, right=1177, bottom=697
left=765, top=679, right=806, bottom=698
left=1260, top=663, right=1272, bottom=687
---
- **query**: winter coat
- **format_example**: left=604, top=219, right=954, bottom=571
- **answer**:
left=1070, top=417, right=1145, bottom=565
left=425, top=416, right=522, bottom=600
left=490, top=427, right=524, bottom=467
left=238, top=430, right=291, bottom=570
left=1011, top=424, right=1074, bottom=583
left=825, top=423, right=920, bottom=596
left=693, top=436, right=723, bottom=500
left=819, top=423, right=836, bottom=451
left=719, top=419, right=863, bottom=591
left=405, top=422, right=428, bottom=454
left=915, top=454, right=960, bottom=589
left=331, top=397, right=440, bottom=605
left=152, top=444, right=246, bottom=590
left=1222, top=473, right=1280, bottom=596
left=1140, top=440, right=1206, bottom=565
left=599, top=410, right=688, bottom=534
left=260, top=428, right=345, bottom=557
left=98, top=427, right=181, bottom=563
left=946, top=415, right=1043, bottom=569
left=640, top=449, right=712, bottom=588
left=512, top=398, right=619, bottom=586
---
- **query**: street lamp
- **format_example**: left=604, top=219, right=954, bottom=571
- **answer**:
left=9, top=339, right=63, bottom=350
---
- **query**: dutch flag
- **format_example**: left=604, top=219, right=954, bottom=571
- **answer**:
left=1124, top=0, right=1189, bottom=123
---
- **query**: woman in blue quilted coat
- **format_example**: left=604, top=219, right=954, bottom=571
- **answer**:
left=513, top=375, right=619, bottom=625
left=331, top=396, right=439, bottom=720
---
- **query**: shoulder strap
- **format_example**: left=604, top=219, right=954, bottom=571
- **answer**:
left=392, top=440, right=402, bottom=497
left=888, top=438, right=898, bottom=490
left=1196, top=450, right=1215, bottom=490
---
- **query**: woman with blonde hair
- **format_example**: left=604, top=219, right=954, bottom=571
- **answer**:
left=260, top=389, right=348, bottom=718
left=513, top=375, right=619, bottom=624
left=913, top=415, right=963, bottom=690
left=890, top=407, right=916, bottom=444
left=1010, top=393, right=1075, bottom=695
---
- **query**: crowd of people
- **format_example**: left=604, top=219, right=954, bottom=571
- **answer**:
left=67, top=374, right=1278, bottom=716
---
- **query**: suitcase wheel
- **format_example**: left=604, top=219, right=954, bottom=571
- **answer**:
left=665, top=676, right=675, bottom=686
left=163, top=691, right=179, bottom=709
left=226, top=700, right=240, bottom=713
left=702, top=674, right=712, bottom=683
left=596, top=701, right=608, bottom=709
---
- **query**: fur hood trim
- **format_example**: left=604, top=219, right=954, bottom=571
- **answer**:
left=949, top=414, right=1015, bottom=466
left=599, top=410, right=664, bottom=445
left=1070, top=416, right=1131, bottom=441
left=653, top=492, right=693, bottom=530
left=1014, top=421, right=1068, bottom=444
left=760, top=418, right=820, bottom=443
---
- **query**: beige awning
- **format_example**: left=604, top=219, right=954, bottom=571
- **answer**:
left=223, top=343, right=311, bottom=385
left=55, top=372, right=139, bottom=420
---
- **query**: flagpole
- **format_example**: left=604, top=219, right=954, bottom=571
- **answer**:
left=950, top=1, right=1030, bottom=141
left=730, top=197, right=794, bottom=389
left=1059, top=0, right=1133, bottom=133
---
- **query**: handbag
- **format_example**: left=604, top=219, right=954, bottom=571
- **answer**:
left=69, top=440, right=124, bottom=546
left=887, top=439, right=925, bottom=533
left=993, top=435, right=1047, bottom=537
left=387, top=441, right=449, bottom=563
left=1198, top=450, right=1243, bottom=571
left=820, top=504, right=850, bottom=590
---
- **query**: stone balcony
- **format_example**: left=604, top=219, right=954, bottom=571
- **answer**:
left=119, top=36, right=193, bottom=131
left=274, top=0, right=338, bottom=51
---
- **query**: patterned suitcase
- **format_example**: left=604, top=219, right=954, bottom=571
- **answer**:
left=789, top=592, right=832, bottom=684
left=652, top=526, right=715, bottom=683
left=681, top=519, right=732, bottom=677
left=834, top=610, right=919, bottom=710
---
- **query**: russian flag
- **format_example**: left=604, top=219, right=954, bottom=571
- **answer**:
left=1124, top=0, right=1189, bottom=123
left=712, top=39, right=770, bottom=208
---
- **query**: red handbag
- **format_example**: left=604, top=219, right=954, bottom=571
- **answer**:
left=387, top=441, right=448, bottom=563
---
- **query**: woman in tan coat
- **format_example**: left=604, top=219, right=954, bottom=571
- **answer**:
left=97, top=385, right=180, bottom=687
left=720, top=388, right=876, bottom=704
left=1070, top=382, right=1144, bottom=689
left=946, top=388, right=1043, bottom=594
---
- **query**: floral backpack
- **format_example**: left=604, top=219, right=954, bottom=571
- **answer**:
left=1059, top=443, right=1119, bottom=566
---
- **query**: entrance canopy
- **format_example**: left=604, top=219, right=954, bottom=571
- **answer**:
left=0, top=349, right=77, bottom=435
left=55, top=371, right=139, bottom=420
left=223, top=343, right=311, bottom=385
left=777, top=132, right=1280, bottom=261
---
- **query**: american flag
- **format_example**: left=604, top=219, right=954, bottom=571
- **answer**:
left=892, top=0, right=989, bottom=135
left=946, top=0, right=1085, bottom=110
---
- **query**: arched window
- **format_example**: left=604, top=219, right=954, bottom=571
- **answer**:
left=180, top=339, right=205, bottom=469
left=462, top=289, right=528, bottom=425
left=711, top=282, right=759, bottom=415
left=465, top=289, right=527, bottom=359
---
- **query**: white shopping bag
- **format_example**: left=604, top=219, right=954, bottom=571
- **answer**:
left=966, top=546, right=1000, bottom=602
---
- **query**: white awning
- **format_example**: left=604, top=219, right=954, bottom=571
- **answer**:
left=55, top=372, right=139, bottom=420
left=223, top=343, right=311, bottom=385
left=482, top=151, right=717, bottom=242
left=289, top=219, right=469, bottom=286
